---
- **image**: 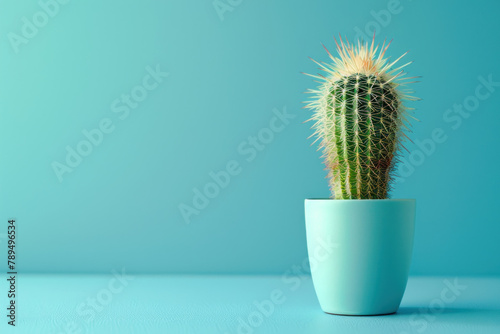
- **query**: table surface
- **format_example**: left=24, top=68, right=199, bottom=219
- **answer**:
left=1, top=274, right=499, bottom=334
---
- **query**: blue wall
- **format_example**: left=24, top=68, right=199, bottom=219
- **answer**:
left=0, top=0, right=499, bottom=275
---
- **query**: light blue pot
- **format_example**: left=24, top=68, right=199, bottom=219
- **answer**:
left=304, top=199, right=416, bottom=316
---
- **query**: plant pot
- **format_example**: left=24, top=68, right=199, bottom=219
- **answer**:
left=304, top=199, right=416, bottom=316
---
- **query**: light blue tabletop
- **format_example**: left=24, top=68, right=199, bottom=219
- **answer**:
left=1, top=275, right=499, bottom=333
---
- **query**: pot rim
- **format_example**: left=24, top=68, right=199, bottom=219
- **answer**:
left=305, top=198, right=415, bottom=201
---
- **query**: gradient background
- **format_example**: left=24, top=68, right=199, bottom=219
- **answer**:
left=0, top=0, right=499, bottom=276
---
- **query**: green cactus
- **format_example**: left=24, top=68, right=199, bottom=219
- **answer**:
left=305, top=36, right=418, bottom=199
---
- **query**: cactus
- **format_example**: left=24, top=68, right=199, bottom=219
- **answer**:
left=305, top=35, right=418, bottom=199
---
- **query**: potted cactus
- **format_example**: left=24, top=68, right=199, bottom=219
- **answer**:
left=304, top=35, right=418, bottom=316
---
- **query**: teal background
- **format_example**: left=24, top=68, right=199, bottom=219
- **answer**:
left=0, top=0, right=499, bottom=275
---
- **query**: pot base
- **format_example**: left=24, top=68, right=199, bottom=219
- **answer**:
left=324, top=311, right=396, bottom=317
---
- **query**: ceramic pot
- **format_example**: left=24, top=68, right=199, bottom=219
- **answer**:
left=304, top=199, right=416, bottom=315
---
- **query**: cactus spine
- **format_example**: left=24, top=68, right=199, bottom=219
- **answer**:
left=305, top=36, right=417, bottom=199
